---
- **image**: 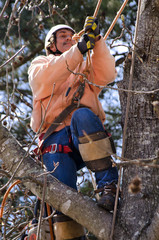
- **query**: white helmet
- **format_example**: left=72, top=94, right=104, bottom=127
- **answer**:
left=45, top=24, right=75, bottom=55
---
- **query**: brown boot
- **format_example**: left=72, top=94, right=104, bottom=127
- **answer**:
left=53, top=214, right=86, bottom=240
left=97, top=182, right=118, bottom=211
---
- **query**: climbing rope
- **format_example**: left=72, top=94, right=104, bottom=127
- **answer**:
left=0, top=179, right=21, bottom=219
left=78, top=0, right=104, bottom=196
left=78, top=0, right=102, bottom=37
left=104, top=0, right=129, bottom=40
left=0, top=180, right=54, bottom=240
left=73, top=0, right=102, bottom=42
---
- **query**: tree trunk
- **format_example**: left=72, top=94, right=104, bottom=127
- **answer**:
left=117, top=0, right=159, bottom=239
left=0, top=123, right=112, bottom=240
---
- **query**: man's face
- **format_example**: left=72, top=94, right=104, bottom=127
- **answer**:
left=50, top=29, right=75, bottom=54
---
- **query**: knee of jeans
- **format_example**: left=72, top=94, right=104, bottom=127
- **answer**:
left=72, top=108, right=94, bottom=123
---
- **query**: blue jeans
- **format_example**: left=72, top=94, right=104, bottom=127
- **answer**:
left=42, top=108, right=118, bottom=190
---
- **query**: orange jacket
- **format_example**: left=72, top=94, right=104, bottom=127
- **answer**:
left=28, top=37, right=117, bottom=134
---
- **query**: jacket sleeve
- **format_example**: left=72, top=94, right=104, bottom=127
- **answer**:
left=91, top=37, right=117, bottom=88
left=28, top=44, right=83, bottom=100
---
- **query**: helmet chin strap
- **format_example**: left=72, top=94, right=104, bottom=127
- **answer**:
left=54, top=41, right=63, bottom=55
left=52, top=48, right=63, bottom=55
left=49, top=48, right=62, bottom=55
left=50, top=33, right=63, bottom=55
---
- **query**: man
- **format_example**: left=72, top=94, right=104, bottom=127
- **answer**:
left=28, top=17, right=118, bottom=240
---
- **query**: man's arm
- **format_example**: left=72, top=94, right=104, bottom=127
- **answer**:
left=83, top=16, right=117, bottom=88
left=91, top=37, right=117, bottom=87
left=28, top=45, right=83, bottom=100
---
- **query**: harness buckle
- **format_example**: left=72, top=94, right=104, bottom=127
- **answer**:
left=50, top=144, right=57, bottom=154
left=72, top=81, right=85, bottom=104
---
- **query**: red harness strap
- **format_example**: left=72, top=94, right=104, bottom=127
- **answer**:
left=32, top=133, right=72, bottom=157
left=33, top=143, right=72, bottom=156
left=42, top=143, right=72, bottom=155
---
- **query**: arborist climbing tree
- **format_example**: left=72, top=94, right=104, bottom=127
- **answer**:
left=25, top=14, right=119, bottom=240
left=0, top=0, right=132, bottom=239
left=1, top=0, right=159, bottom=239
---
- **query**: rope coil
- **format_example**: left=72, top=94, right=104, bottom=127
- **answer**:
left=0, top=180, right=21, bottom=219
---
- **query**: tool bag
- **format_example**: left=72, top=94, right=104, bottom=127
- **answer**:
left=21, top=200, right=54, bottom=240
left=24, top=221, right=52, bottom=240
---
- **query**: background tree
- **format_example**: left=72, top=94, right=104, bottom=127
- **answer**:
left=115, top=0, right=159, bottom=239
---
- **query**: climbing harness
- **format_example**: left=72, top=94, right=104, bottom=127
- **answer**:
left=42, top=144, right=72, bottom=155
left=31, top=80, right=86, bottom=158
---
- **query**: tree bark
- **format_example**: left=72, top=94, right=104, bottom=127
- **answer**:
left=0, top=124, right=112, bottom=240
left=117, top=0, right=159, bottom=239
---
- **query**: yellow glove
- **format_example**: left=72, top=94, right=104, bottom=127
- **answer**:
left=84, top=16, right=100, bottom=36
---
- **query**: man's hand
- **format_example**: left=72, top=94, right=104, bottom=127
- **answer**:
left=84, top=16, right=100, bottom=36
left=77, top=32, right=95, bottom=54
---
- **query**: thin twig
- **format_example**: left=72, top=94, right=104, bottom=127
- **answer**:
left=0, top=0, right=10, bottom=20
left=67, top=64, right=159, bottom=94
left=117, top=161, right=159, bottom=168
left=42, top=210, right=55, bottom=221
left=114, top=154, right=158, bottom=163
left=0, top=45, right=26, bottom=69
left=37, top=162, right=59, bottom=178
left=114, top=154, right=159, bottom=168
left=5, top=0, right=19, bottom=38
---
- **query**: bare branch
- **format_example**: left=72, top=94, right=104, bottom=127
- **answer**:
left=0, top=45, right=27, bottom=69
left=0, top=0, right=10, bottom=20
left=0, top=124, right=112, bottom=240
